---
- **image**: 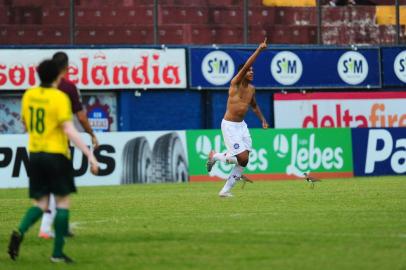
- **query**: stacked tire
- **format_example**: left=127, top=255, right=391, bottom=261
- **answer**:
left=121, top=137, right=152, bottom=184
left=151, top=132, right=188, bottom=183
left=121, top=132, right=188, bottom=184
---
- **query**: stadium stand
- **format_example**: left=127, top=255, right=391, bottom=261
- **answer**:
left=158, top=6, right=209, bottom=25
left=263, top=0, right=316, bottom=7
left=376, top=5, right=406, bottom=25
left=75, top=25, right=153, bottom=44
left=41, top=7, right=69, bottom=25
left=75, top=7, right=153, bottom=26
left=0, top=0, right=404, bottom=45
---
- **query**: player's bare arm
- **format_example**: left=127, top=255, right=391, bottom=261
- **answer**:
left=76, top=110, right=99, bottom=148
left=62, top=121, right=99, bottom=175
left=230, top=38, right=267, bottom=88
left=224, top=38, right=268, bottom=122
left=250, top=92, right=269, bottom=129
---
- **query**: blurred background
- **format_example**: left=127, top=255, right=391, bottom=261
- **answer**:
left=0, top=0, right=405, bottom=191
left=0, top=0, right=405, bottom=132
left=0, top=0, right=405, bottom=45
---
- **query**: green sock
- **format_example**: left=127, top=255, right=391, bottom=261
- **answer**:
left=53, top=208, right=69, bottom=257
left=18, top=206, right=43, bottom=236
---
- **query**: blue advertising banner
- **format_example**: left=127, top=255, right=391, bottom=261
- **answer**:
left=189, top=47, right=381, bottom=89
left=352, top=128, right=406, bottom=176
left=382, top=47, right=406, bottom=87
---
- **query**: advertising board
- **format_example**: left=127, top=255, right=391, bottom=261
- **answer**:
left=382, top=47, right=406, bottom=87
left=186, top=128, right=353, bottom=181
left=0, top=93, right=118, bottom=134
left=352, top=128, right=406, bottom=176
left=189, top=47, right=381, bottom=89
left=274, top=92, right=406, bottom=128
left=0, top=131, right=188, bottom=188
left=0, top=48, right=187, bottom=90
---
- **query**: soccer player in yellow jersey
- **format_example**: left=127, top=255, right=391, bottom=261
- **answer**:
left=8, top=59, right=99, bottom=264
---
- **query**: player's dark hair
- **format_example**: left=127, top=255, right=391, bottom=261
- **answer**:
left=37, top=59, right=60, bottom=86
left=52, top=51, right=69, bottom=72
left=238, top=64, right=245, bottom=72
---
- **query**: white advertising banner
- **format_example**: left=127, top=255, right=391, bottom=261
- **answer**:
left=0, top=48, right=187, bottom=90
left=0, top=131, right=188, bottom=188
left=274, top=92, right=406, bottom=128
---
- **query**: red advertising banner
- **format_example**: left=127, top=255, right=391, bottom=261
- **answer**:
left=0, top=48, right=187, bottom=90
left=274, top=92, right=406, bottom=128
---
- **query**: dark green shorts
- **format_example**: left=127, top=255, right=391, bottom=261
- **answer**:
left=28, top=152, right=77, bottom=199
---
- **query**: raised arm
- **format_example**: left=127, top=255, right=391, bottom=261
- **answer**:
left=230, top=38, right=268, bottom=86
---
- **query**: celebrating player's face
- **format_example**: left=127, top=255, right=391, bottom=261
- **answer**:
left=245, top=67, right=254, bottom=81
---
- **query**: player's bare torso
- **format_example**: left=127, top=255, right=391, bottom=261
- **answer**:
left=223, top=83, right=255, bottom=122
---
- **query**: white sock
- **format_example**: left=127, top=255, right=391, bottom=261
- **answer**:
left=220, top=165, right=244, bottom=194
left=213, top=152, right=238, bottom=165
left=39, top=194, right=56, bottom=234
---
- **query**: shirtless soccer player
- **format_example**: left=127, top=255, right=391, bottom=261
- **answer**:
left=206, top=38, right=269, bottom=197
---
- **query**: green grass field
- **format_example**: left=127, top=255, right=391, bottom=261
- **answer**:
left=1, top=176, right=405, bottom=270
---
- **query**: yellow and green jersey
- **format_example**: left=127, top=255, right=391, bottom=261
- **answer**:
left=21, top=86, right=72, bottom=159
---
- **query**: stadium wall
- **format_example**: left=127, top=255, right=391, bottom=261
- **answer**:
left=1, top=45, right=405, bottom=133
left=0, top=127, right=404, bottom=188
left=0, top=131, right=189, bottom=188
left=118, top=90, right=204, bottom=131
left=0, top=46, right=405, bottom=187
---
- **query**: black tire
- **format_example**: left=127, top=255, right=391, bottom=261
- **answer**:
left=152, top=132, right=189, bottom=183
left=121, top=137, right=152, bottom=184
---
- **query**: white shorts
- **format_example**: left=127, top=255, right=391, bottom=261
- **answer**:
left=221, top=119, right=252, bottom=156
